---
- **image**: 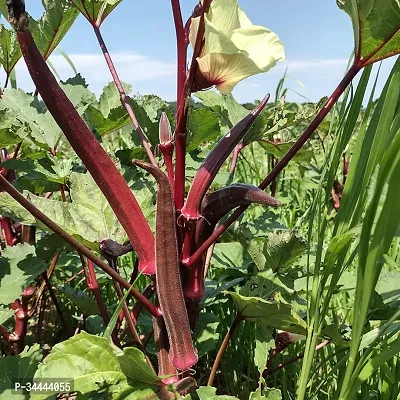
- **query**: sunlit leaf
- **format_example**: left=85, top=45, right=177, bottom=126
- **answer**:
left=33, top=332, right=159, bottom=398
left=70, top=0, right=123, bottom=26
left=0, top=244, right=47, bottom=305
left=0, top=345, right=41, bottom=400
left=227, top=292, right=307, bottom=334
left=338, top=0, right=400, bottom=65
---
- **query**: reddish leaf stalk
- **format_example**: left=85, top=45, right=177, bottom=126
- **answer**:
left=185, top=62, right=362, bottom=268
left=92, top=25, right=157, bottom=167
left=0, top=174, right=162, bottom=318
left=10, top=286, right=35, bottom=354
left=181, top=95, right=270, bottom=221
left=10, top=13, right=155, bottom=274
left=208, top=314, right=243, bottom=386
left=1, top=217, right=17, bottom=246
left=174, top=0, right=212, bottom=210
left=133, top=160, right=197, bottom=370
left=171, top=0, right=186, bottom=103
left=82, top=257, right=110, bottom=325
left=229, top=143, right=246, bottom=175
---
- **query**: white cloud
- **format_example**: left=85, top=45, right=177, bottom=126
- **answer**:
left=2, top=51, right=177, bottom=96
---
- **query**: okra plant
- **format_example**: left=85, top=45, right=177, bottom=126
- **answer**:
left=0, top=0, right=400, bottom=399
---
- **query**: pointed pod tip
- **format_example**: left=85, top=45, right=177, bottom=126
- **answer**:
left=251, top=93, right=270, bottom=116
left=132, top=159, right=151, bottom=169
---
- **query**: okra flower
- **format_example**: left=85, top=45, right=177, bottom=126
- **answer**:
left=190, top=0, right=285, bottom=94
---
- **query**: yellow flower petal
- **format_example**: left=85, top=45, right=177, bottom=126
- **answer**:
left=197, top=52, right=263, bottom=93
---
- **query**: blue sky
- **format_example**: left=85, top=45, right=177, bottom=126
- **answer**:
left=3, top=0, right=397, bottom=103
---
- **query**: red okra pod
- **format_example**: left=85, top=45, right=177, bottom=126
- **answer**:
left=133, top=160, right=198, bottom=371
left=196, top=183, right=280, bottom=246
left=180, top=95, right=270, bottom=221
left=8, top=4, right=155, bottom=274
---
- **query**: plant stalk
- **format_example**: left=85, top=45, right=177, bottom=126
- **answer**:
left=208, top=314, right=242, bottom=386
left=92, top=25, right=157, bottom=166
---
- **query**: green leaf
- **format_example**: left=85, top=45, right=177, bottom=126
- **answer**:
left=245, top=96, right=327, bottom=145
left=254, top=323, right=274, bottom=374
left=68, top=171, right=122, bottom=238
left=27, top=191, right=116, bottom=249
left=338, top=0, right=400, bottom=65
left=0, top=306, right=13, bottom=325
left=187, top=108, right=221, bottom=151
left=17, top=171, right=127, bottom=248
left=346, top=338, right=400, bottom=398
left=249, top=387, right=282, bottom=400
left=197, top=386, right=239, bottom=399
left=117, top=347, right=159, bottom=385
left=97, top=81, right=132, bottom=118
left=240, top=271, right=294, bottom=301
left=194, top=313, right=220, bottom=358
left=70, top=0, right=123, bottom=25
left=0, top=244, right=47, bottom=305
left=194, top=92, right=268, bottom=143
left=33, top=332, right=159, bottom=397
left=0, top=192, right=35, bottom=224
left=263, top=230, right=307, bottom=273
left=31, top=0, right=79, bottom=59
left=0, top=344, right=41, bottom=400
left=211, top=242, right=253, bottom=272
left=57, top=285, right=100, bottom=316
left=258, top=141, right=313, bottom=163
left=0, top=87, right=93, bottom=150
left=85, top=104, right=131, bottom=137
left=201, top=277, right=245, bottom=307
left=375, top=271, right=400, bottom=307
left=227, top=292, right=307, bottom=334
left=0, top=25, right=22, bottom=75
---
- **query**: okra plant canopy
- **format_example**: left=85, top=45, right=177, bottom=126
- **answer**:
left=0, top=0, right=399, bottom=399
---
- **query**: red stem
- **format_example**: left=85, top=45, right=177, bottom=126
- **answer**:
left=208, top=314, right=242, bottom=386
left=174, top=0, right=212, bottom=210
left=229, top=143, right=245, bottom=175
left=1, top=217, right=16, bottom=246
left=185, top=62, right=362, bottom=267
left=59, top=184, right=67, bottom=202
left=171, top=0, right=186, bottom=103
left=92, top=25, right=157, bottom=167
left=83, top=257, right=110, bottom=324
left=12, top=142, right=22, bottom=159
